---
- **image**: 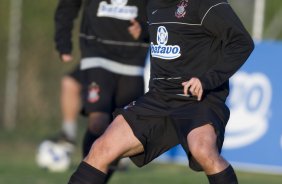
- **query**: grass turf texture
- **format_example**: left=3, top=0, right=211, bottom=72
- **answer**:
left=1, top=130, right=282, bottom=184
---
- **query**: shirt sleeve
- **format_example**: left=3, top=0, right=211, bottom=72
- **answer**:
left=199, top=2, right=254, bottom=90
left=136, top=0, right=149, bottom=43
left=54, top=0, right=82, bottom=54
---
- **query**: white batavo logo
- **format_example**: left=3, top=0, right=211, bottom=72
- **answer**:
left=97, top=0, right=138, bottom=20
left=223, top=72, right=272, bottom=149
left=111, top=0, right=127, bottom=6
left=151, top=26, right=181, bottom=60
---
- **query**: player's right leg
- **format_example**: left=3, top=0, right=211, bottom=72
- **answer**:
left=68, top=115, right=144, bottom=184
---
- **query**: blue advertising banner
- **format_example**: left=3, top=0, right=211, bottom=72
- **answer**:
left=157, top=41, right=282, bottom=174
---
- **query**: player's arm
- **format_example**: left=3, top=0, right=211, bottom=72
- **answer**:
left=130, top=0, right=149, bottom=42
left=54, top=0, right=82, bottom=62
left=128, top=19, right=148, bottom=42
left=199, top=1, right=254, bottom=90
left=128, top=19, right=142, bottom=40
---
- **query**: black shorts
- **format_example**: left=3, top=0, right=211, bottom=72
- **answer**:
left=81, top=68, right=144, bottom=116
left=114, top=91, right=230, bottom=171
left=68, top=65, right=82, bottom=83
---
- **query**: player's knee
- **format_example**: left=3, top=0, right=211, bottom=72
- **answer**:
left=189, top=140, right=218, bottom=165
left=188, top=124, right=219, bottom=164
left=190, top=143, right=207, bottom=159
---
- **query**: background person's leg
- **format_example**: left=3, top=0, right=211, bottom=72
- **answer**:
left=82, top=112, right=111, bottom=157
left=60, top=75, right=81, bottom=141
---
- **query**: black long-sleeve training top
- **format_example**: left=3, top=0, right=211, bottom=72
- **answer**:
left=147, top=0, right=254, bottom=101
left=54, top=0, right=149, bottom=67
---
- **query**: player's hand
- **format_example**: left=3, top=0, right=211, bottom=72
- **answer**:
left=128, top=19, right=141, bottom=40
left=182, top=77, right=203, bottom=101
left=60, top=54, right=73, bottom=63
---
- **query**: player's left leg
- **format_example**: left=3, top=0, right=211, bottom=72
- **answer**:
left=187, top=124, right=238, bottom=184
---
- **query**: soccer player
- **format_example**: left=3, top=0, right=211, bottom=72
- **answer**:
left=54, top=0, right=149, bottom=182
left=67, top=0, right=254, bottom=184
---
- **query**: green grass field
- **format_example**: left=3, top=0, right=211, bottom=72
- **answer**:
left=1, top=130, right=282, bottom=184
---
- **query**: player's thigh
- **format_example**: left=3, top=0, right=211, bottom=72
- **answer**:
left=61, top=65, right=81, bottom=93
left=91, top=115, right=144, bottom=159
left=187, top=124, right=218, bottom=156
left=61, top=75, right=81, bottom=93
left=115, top=75, right=144, bottom=108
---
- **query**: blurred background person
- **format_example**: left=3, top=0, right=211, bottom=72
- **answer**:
left=52, top=0, right=149, bottom=182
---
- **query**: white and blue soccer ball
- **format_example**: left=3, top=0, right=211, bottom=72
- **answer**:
left=36, top=140, right=74, bottom=172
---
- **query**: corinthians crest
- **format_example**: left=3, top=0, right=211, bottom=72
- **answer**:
left=88, top=82, right=100, bottom=103
left=175, top=0, right=189, bottom=18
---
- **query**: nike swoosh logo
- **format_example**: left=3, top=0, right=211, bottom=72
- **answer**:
left=152, top=9, right=158, bottom=14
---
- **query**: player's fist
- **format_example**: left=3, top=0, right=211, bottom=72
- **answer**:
left=128, top=19, right=141, bottom=40
left=60, top=54, right=73, bottom=63
left=182, top=77, right=203, bottom=101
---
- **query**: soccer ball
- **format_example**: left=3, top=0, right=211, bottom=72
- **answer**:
left=36, top=140, right=74, bottom=172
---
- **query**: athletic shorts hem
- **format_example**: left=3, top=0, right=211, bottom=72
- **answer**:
left=113, top=109, right=148, bottom=167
